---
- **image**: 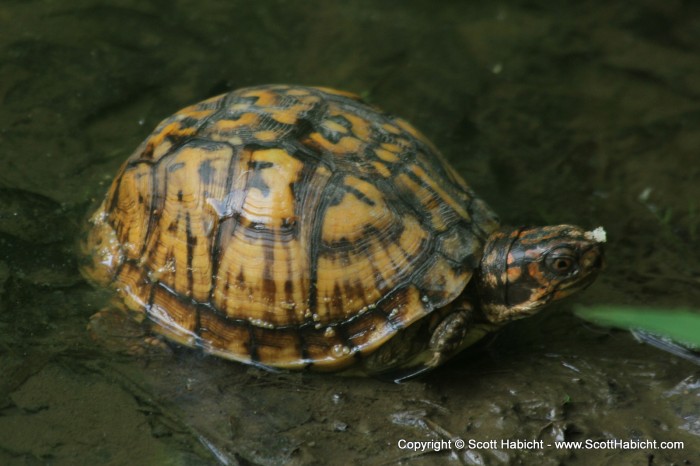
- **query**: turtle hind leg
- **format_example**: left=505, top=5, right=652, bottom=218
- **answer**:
left=88, top=306, right=172, bottom=358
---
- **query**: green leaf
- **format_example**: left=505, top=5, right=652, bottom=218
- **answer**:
left=574, top=306, right=700, bottom=347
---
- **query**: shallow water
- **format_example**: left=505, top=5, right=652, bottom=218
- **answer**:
left=1, top=1, right=700, bottom=464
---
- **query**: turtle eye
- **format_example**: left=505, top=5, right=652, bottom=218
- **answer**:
left=545, top=249, right=577, bottom=275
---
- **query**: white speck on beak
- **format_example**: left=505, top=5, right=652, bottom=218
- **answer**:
left=585, top=226, right=607, bottom=243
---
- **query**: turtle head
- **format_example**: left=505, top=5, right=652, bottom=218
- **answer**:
left=477, top=225, right=605, bottom=324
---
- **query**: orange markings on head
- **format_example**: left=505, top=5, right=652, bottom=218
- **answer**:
left=527, top=262, right=547, bottom=286
left=506, top=265, right=522, bottom=283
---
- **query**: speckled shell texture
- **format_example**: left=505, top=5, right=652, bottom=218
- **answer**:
left=83, top=85, right=500, bottom=370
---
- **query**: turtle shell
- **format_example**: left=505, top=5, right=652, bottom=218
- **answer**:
left=81, top=84, right=500, bottom=371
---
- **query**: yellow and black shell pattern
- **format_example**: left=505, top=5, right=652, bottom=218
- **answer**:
left=81, top=84, right=501, bottom=371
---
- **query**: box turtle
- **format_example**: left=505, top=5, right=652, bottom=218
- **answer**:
left=80, top=84, right=605, bottom=380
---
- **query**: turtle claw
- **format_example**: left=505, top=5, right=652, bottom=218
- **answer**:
left=374, top=361, right=437, bottom=383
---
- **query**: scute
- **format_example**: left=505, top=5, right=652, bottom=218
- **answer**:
left=81, top=84, right=499, bottom=370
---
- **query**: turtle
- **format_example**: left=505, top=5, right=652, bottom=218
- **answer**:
left=80, top=84, right=605, bottom=380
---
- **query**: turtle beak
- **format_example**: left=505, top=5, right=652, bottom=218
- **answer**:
left=551, top=239, right=605, bottom=301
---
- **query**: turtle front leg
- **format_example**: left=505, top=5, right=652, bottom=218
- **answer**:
left=426, top=308, right=472, bottom=368
left=385, top=302, right=496, bottom=382
left=383, top=309, right=472, bottom=383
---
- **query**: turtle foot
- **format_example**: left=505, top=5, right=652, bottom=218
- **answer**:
left=88, top=308, right=172, bottom=357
